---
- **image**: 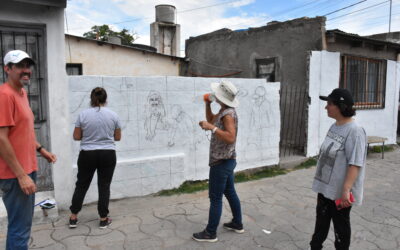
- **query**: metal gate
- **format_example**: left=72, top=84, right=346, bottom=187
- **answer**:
left=0, top=24, right=53, bottom=191
left=279, top=85, right=308, bottom=157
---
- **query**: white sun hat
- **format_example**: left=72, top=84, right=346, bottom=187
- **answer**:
left=211, top=80, right=239, bottom=108
left=3, top=50, right=35, bottom=65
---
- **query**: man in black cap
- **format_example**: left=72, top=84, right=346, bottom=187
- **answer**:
left=310, top=88, right=367, bottom=250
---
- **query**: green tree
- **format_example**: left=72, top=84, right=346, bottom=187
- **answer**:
left=83, top=25, right=137, bottom=46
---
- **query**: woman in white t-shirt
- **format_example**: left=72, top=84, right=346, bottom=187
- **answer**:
left=68, top=87, right=121, bottom=229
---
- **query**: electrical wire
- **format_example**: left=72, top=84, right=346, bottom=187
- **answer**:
left=327, top=0, right=391, bottom=22
left=68, top=0, right=243, bottom=30
left=323, top=0, right=367, bottom=16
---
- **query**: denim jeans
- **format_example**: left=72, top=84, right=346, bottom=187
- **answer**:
left=0, top=171, right=36, bottom=250
left=310, top=193, right=352, bottom=250
left=206, top=159, right=242, bottom=234
left=70, top=150, right=116, bottom=218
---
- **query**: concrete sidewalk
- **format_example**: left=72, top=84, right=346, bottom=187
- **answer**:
left=1, top=148, right=399, bottom=249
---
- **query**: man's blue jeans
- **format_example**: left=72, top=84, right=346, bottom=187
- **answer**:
left=0, top=172, right=36, bottom=250
left=206, top=159, right=242, bottom=234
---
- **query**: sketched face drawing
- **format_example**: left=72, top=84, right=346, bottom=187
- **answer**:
left=252, top=86, right=266, bottom=106
left=144, top=90, right=168, bottom=141
left=148, top=91, right=162, bottom=109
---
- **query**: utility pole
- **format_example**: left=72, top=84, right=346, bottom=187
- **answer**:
left=389, top=0, right=392, bottom=33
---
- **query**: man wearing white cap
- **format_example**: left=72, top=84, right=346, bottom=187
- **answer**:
left=0, top=50, right=56, bottom=250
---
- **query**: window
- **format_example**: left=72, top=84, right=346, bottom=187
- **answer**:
left=340, top=55, right=386, bottom=109
left=256, top=58, right=277, bottom=82
left=66, top=63, right=82, bottom=75
left=0, top=25, right=46, bottom=122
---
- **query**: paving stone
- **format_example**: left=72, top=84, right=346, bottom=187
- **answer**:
left=51, top=225, right=90, bottom=241
left=60, top=235, right=91, bottom=250
left=1, top=148, right=399, bottom=249
left=85, top=230, right=126, bottom=248
left=29, top=229, right=56, bottom=248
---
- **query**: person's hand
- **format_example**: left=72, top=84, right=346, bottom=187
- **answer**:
left=17, top=174, right=36, bottom=195
left=40, top=149, right=57, bottom=163
left=203, top=94, right=212, bottom=105
left=199, top=121, right=214, bottom=130
left=340, top=190, right=353, bottom=208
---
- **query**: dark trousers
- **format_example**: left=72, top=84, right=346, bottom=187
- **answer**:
left=310, top=193, right=352, bottom=250
left=206, top=159, right=242, bottom=234
left=70, top=150, right=116, bottom=218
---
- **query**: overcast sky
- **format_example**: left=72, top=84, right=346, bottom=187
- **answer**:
left=65, top=0, right=400, bottom=53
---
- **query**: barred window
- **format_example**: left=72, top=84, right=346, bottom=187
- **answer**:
left=0, top=26, right=46, bottom=121
left=340, top=55, right=386, bottom=109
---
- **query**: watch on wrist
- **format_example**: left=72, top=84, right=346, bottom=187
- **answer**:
left=212, top=127, right=218, bottom=134
left=36, top=146, right=43, bottom=153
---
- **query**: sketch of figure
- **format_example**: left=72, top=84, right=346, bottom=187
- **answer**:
left=247, top=86, right=272, bottom=148
left=144, top=90, right=169, bottom=141
left=168, top=105, right=195, bottom=147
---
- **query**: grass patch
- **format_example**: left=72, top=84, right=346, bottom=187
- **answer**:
left=157, top=180, right=209, bottom=196
left=370, top=145, right=394, bottom=153
left=293, top=158, right=317, bottom=170
left=157, top=158, right=318, bottom=196
left=234, top=166, right=288, bottom=183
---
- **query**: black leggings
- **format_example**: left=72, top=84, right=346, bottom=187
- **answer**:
left=70, top=150, right=116, bottom=218
left=310, top=193, right=352, bottom=250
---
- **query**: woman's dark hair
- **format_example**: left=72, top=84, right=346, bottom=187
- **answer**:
left=90, top=87, right=107, bottom=107
left=333, top=100, right=356, bottom=117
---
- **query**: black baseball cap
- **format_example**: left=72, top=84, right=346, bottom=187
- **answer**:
left=319, top=88, right=354, bottom=106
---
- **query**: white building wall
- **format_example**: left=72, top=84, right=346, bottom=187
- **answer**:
left=0, top=2, right=72, bottom=210
left=68, top=76, right=280, bottom=204
left=307, top=51, right=400, bottom=157
left=65, top=36, right=182, bottom=76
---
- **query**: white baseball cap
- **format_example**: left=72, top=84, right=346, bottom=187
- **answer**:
left=3, top=50, right=35, bottom=65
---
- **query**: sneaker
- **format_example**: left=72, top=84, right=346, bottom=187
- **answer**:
left=223, top=221, right=244, bottom=233
left=192, top=229, right=218, bottom=242
left=69, top=218, right=78, bottom=228
left=99, top=218, right=112, bottom=229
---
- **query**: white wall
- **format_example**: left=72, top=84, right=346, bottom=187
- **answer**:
left=0, top=1, right=73, bottom=210
left=307, top=51, right=400, bottom=157
left=68, top=76, right=280, bottom=204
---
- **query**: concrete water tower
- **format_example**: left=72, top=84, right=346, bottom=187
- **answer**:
left=150, top=4, right=180, bottom=57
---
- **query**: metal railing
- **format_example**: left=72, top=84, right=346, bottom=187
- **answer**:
left=279, top=85, right=308, bottom=157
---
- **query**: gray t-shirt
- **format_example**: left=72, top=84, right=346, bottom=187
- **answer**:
left=75, top=107, right=121, bottom=151
left=312, top=121, right=367, bottom=206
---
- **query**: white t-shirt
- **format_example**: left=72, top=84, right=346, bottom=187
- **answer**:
left=312, top=121, right=367, bottom=206
left=75, top=107, right=121, bottom=151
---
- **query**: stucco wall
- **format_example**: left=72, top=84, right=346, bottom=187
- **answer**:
left=185, top=17, right=325, bottom=86
left=68, top=76, right=280, bottom=204
left=65, top=36, right=182, bottom=76
left=0, top=1, right=72, bottom=209
left=307, top=51, right=400, bottom=157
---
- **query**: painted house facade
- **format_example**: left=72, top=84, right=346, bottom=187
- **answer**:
left=0, top=0, right=73, bottom=211
left=65, top=34, right=184, bottom=76
left=184, top=17, right=400, bottom=157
